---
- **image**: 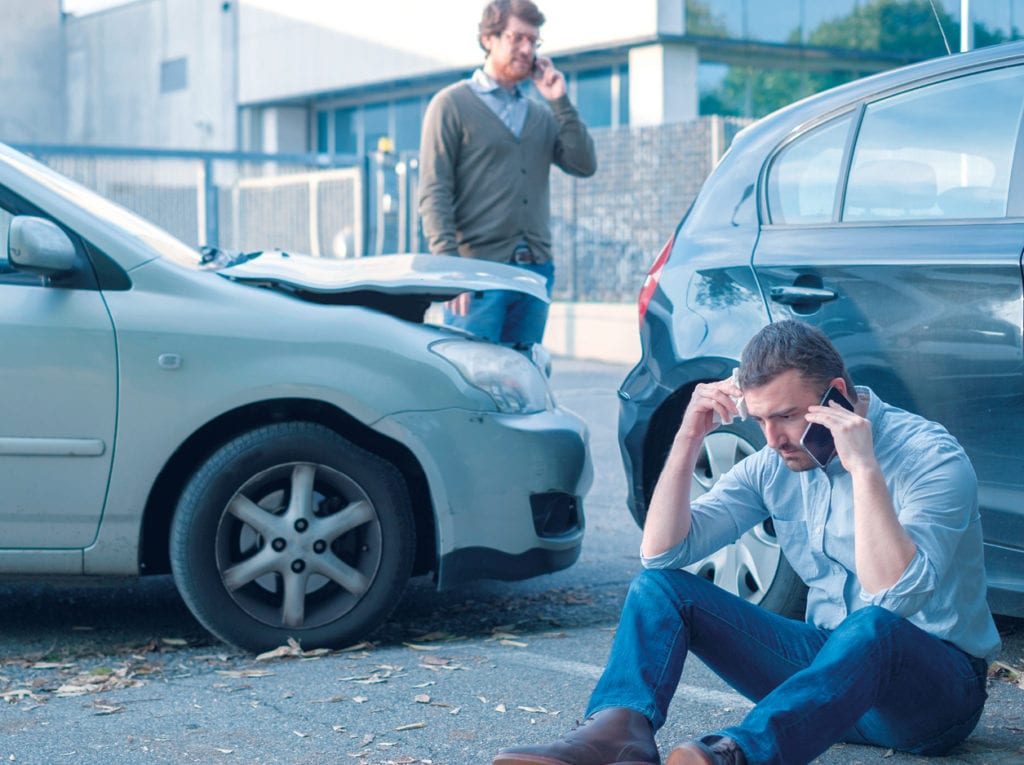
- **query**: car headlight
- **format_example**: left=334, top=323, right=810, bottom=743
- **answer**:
left=430, top=339, right=552, bottom=414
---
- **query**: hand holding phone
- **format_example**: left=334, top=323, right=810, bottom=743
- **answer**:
left=800, top=386, right=854, bottom=469
left=530, top=57, right=566, bottom=98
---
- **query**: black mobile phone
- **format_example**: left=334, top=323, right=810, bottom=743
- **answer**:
left=799, top=385, right=854, bottom=469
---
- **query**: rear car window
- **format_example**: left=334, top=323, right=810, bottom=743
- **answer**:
left=766, top=64, right=1024, bottom=225
left=845, top=65, right=1024, bottom=222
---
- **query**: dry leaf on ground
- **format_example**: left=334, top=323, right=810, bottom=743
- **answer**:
left=395, top=721, right=427, bottom=731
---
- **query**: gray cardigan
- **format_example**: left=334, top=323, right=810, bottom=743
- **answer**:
left=417, top=81, right=597, bottom=264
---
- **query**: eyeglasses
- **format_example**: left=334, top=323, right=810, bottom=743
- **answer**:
left=502, top=30, right=542, bottom=49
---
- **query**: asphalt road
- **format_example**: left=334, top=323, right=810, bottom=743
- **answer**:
left=1, top=358, right=1022, bottom=764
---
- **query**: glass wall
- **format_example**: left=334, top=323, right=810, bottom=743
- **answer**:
left=393, top=97, right=423, bottom=153
left=689, top=0, right=1023, bottom=118
left=333, top=107, right=357, bottom=155
left=308, top=1, right=1024, bottom=151
left=572, top=65, right=629, bottom=129
left=685, top=1, right=1022, bottom=46
left=363, top=103, right=389, bottom=155
left=315, top=97, right=426, bottom=157
left=313, top=63, right=628, bottom=158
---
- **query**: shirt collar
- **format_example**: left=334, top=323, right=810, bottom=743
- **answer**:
left=470, top=68, right=524, bottom=98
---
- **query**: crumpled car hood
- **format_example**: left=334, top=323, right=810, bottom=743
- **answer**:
left=220, top=251, right=547, bottom=301
left=217, top=252, right=549, bottom=323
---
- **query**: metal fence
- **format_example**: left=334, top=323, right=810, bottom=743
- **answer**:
left=16, top=115, right=748, bottom=303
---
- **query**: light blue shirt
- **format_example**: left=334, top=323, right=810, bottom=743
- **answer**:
left=468, top=68, right=528, bottom=138
left=644, top=387, right=1002, bottom=662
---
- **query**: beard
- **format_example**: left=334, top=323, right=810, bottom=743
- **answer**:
left=777, top=443, right=818, bottom=472
left=491, top=54, right=533, bottom=84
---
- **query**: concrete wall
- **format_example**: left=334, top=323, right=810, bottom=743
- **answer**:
left=64, top=0, right=237, bottom=149
left=629, top=43, right=699, bottom=125
left=545, top=301, right=640, bottom=365
left=37, top=0, right=700, bottom=152
left=0, top=0, right=65, bottom=143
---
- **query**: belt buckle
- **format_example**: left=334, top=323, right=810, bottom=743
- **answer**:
left=512, top=246, right=534, bottom=264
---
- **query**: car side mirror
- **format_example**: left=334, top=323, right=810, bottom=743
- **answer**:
left=8, top=216, right=77, bottom=278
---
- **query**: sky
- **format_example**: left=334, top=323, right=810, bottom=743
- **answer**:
left=62, top=0, right=133, bottom=13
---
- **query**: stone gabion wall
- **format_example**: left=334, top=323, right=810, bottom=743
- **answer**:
left=550, top=116, right=750, bottom=303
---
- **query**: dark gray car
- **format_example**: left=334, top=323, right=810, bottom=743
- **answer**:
left=618, top=41, right=1024, bottom=619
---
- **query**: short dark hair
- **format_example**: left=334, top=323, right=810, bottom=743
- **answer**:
left=478, top=0, right=545, bottom=52
left=737, top=320, right=857, bottom=402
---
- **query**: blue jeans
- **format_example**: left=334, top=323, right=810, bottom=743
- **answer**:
left=587, top=569, right=988, bottom=765
left=442, top=261, right=554, bottom=347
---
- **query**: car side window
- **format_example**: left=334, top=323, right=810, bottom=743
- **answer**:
left=766, top=115, right=853, bottom=225
left=844, top=65, right=1024, bottom=222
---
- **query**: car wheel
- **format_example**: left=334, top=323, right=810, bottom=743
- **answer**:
left=170, top=422, right=415, bottom=652
left=685, top=424, right=807, bottom=620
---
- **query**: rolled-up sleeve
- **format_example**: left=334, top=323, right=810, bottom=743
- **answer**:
left=641, top=452, right=771, bottom=570
left=858, top=443, right=979, bottom=618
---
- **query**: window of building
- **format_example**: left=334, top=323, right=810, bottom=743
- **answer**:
left=363, top=102, right=390, bottom=154
left=316, top=111, right=329, bottom=153
left=313, top=60, right=631, bottom=158
left=618, top=67, right=630, bottom=127
left=393, top=97, right=423, bottom=153
left=332, top=107, right=358, bottom=155
left=160, top=57, right=188, bottom=94
left=570, top=65, right=629, bottom=128
left=576, top=68, right=613, bottom=128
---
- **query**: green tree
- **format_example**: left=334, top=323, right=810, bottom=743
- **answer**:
left=704, top=0, right=1015, bottom=118
left=684, top=0, right=729, bottom=37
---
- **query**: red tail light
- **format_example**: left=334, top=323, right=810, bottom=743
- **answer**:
left=637, top=235, right=674, bottom=326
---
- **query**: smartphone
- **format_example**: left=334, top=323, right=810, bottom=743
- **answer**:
left=799, top=386, right=854, bottom=469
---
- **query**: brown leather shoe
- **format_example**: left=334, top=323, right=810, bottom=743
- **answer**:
left=665, top=743, right=713, bottom=765
left=492, top=707, right=660, bottom=764
left=666, top=736, right=746, bottom=765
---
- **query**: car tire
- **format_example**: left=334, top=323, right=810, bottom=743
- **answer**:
left=170, top=422, right=415, bottom=652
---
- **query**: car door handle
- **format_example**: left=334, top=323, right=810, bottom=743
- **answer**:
left=769, top=286, right=838, bottom=306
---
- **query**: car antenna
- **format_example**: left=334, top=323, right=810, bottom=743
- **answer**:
left=929, top=0, right=952, bottom=55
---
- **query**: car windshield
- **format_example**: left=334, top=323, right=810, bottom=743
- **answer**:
left=0, top=145, right=203, bottom=268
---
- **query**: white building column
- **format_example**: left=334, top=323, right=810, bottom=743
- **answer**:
left=249, top=106, right=309, bottom=153
left=628, top=42, right=699, bottom=126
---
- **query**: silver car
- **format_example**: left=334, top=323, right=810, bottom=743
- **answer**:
left=1, top=142, right=591, bottom=652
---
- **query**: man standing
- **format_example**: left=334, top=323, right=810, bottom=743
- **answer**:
left=418, top=0, right=597, bottom=348
left=494, top=320, right=1000, bottom=765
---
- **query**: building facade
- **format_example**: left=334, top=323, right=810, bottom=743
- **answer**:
left=0, top=0, right=66, bottom=144
left=4, top=1, right=1019, bottom=152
